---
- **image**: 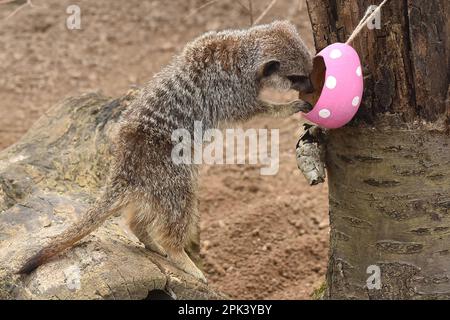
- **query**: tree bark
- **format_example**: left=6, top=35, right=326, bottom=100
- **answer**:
left=306, top=0, right=449, bottom=299
left=0, top=91, right=224, bottom=300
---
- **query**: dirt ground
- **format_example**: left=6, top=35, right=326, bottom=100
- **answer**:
left=0, top=0, right=329, bottom=299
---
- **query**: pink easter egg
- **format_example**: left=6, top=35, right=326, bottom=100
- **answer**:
left=303, top=43, right=363, bottom=129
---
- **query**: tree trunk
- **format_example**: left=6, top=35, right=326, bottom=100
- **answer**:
left=0, top=91, right=224, bottom=300
left=306, top=0, right=449, bottom=299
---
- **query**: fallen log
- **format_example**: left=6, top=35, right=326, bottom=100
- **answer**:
left=0, top=90, right=225, bottom=300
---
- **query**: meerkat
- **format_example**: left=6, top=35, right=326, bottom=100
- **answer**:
left=18, top=20, right=314, bottom=282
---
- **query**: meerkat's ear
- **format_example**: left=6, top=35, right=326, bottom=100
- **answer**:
left=259, top=60, right=280, bottom=78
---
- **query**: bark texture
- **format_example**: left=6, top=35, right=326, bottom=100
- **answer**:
left=327, top=128, right=450, bottom=299
left=306, top=0, right=449, bottom=299
left=0, top=91, right=224, bottom=300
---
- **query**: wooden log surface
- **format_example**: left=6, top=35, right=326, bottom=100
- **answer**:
left=0, top=90, right=225, bottom=300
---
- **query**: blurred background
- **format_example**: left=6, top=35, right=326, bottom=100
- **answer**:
left=0, top=0, right=328, bottom=299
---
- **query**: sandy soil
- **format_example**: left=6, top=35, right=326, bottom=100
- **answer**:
left=0, top=0, right=329, bottom=299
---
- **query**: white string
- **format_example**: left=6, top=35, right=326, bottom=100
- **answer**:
left=346, top=0, right=389, bottom=45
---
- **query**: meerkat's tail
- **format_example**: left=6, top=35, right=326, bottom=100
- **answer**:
left=17, top=191, right=126, bottom=275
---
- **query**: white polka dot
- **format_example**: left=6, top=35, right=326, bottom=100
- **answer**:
left=352, top=96, right=360, bottom=106
left=318, top=109, right=331, bottom=118
left=356, top=66, right=362, bottom=77
left=329, top=49, right=342, bottom=59
left=325, top=76, right=337, bottom=89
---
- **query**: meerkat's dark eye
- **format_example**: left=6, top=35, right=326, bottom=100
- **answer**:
left=261, top=60, right=281, bottom=77
left=287, top=75, right=314, bottom=93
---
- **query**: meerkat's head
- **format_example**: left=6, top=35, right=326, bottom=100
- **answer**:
left=252, top=20, right=314, bottom=94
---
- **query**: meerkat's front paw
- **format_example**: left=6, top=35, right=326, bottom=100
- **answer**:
left=289, top=100, right=313, bottom=114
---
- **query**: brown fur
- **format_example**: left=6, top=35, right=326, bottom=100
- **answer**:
left=18, top=21, right=313, bottom=282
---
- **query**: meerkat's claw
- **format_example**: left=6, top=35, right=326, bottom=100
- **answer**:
left=168, top=249, right=207, bottom=283
left=144, top=241, right=168, bottom=258
left=191, top=269, right=208, bottom=284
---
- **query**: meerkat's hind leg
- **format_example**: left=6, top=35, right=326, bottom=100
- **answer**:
left=159, top=219, right=206, bottom=282
left=145, top=161, right=206, bottom=283
left=154, top=191, right=206, bottom=282
left=126, top=203, right=167, bottom=257
left=126, top=196, right=205, bottom=282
